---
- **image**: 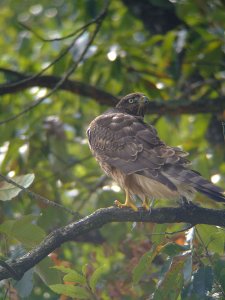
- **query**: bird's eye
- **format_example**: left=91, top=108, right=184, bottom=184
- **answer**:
left=128, top=98, right=134, bottom=103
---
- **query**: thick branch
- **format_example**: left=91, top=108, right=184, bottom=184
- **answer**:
left=0, top=70, right=118, bottom=106
left=0, top=204, right=225, bottom=281
left=0, top=70, right=224, bottom=114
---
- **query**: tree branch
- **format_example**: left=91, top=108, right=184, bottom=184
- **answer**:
left=0, top=69, right=118, bottom=106
left=0, top=204, right=225, bottom=281
left=0, top=2, right=109, bottom=125
left=0, top=69, right=224, bottom=114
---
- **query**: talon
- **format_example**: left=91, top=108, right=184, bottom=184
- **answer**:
left=178, top=197, right=198, bottom=208
left=142, top=197, right=155, bottom=213
left=142, top=197, right=150, bottom=210
left=142, top=203, right=149, bottom=210
left=114, top=200, right=138, bottom=211
left=114, top=190, right=138, bottom=211
left=114, top=200, right=123, bottom=208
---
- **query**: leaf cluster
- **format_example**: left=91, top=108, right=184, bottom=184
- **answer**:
left=0, top=0, right=225, bottom=299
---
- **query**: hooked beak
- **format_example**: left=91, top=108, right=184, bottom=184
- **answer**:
left=139, top=95, right=149, bottom=105
left=137, top=95, right=149, bottom=116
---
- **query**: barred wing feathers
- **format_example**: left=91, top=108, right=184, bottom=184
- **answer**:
left=87, top=111, right=225, bottom=202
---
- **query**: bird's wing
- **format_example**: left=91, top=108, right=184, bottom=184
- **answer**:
left=87, top=112, right=189, bottom=191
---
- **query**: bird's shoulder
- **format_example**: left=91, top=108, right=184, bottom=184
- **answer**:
left=87, top=110, right=165, bottom=154
left=89, top=109, right=135, bottom=128
left=88, top=108, right=157, bottom=137
left=87, top=109, right=190, bottom=175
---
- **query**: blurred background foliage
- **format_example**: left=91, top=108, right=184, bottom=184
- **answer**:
left=0, top=0, right=225, bottom=299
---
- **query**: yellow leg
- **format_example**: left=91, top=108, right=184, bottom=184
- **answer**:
left=142, top=197, right=149, bottom=210
left=114, top=190, right=138, bottom=211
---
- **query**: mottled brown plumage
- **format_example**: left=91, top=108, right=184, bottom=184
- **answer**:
left=87, top=92, right=225, bottom=210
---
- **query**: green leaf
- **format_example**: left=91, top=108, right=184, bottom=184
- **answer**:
left=53, top=265, right=75, bottom=274
left=183, top=255, right=193, bottom=283
left=0, top=173, right=35, bottom=201
left=192, top=266, right=213, bottom=298
left=161, top=242, right=188, bottom=256
left=0, top=220, right=15, bottom=234
left=0, top=215, right=45, bottom=247
left=51, top=266, right=86, bottom=285
left=11, top=216, right=45, bottom=247
left=82, top=264, right=89, bottom=277
left=64, top=271, right=86, bottom=285
left=197, top=225, right=225, bottom=255
left=153, top=256, right=186, bottom=300
left=14, top=268, right=34, bottom=298
left=89, top=265, right=107, bottom=292
left=35, top=257, right=62, bottom=286
left=151, top=224, right=168, bottom=244
left=132, top=245, right=159, bottom=285
left=49, top=284, right=90, bottom=299
left=0, top=140, right=24, bottom=171
left=214, top=255, right=225, bottom=291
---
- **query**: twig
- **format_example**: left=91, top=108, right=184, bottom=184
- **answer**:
left=0, top=174, right=80, bottom=218
left=0, top=70, right=118, bottom=104
left=176, top=78, right=225, bottom=100
left=18, top=6, right=107, bottom=42
left=0, top=2, right=109, bottom=125
left=76, top=175, right=108, bottom=212
left=2, top=4, right=109, bottom=91
left=147, top=224, right=193, bottom=236
left=1, top=70, right=224, bottom=114
left=0, top=28, right=84, bottom=90
left=165, top=224, right=194, bottom=235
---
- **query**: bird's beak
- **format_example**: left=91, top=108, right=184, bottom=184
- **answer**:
left=139, top=95, right=149, bottom=105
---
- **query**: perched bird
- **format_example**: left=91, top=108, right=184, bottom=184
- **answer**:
left=87, top=92, right=225, bottom=211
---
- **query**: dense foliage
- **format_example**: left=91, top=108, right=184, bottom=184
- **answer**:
left=0, top=0, right=225, bottom=299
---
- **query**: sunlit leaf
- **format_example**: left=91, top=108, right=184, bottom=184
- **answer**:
left=49, top=284, right=90, bottom=299
left=161, top=242, right=188, bottom=256
left=53, top=265, right=75, bottom=274
left=151, top=223, right=168, bottom=244
left=82, top=264, right=89, bottom=277
left=197, top=225, right=225, bottom=255
left=52, top=266, right=86, bottom=285
left=64, top=270, right=86, bottom=285
left=0, top=174, right=35, bottom=201
left=89, top=265, right=107, bottom=292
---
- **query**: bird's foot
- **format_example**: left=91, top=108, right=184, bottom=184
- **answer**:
left=178, top=197, right=198, bottom=208
left=142, top=201, right=150, bottom=210
left=142, top=198, right=155, bottom=212
left=114, top=200, right=138, bottom=211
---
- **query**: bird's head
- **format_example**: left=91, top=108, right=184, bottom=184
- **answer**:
left=116, top=92, right=150, bottom=117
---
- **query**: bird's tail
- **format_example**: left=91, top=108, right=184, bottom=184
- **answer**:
left=193, top=178, right=225, bottom=202
left=164, top=166, right=225, bottom=203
